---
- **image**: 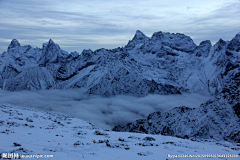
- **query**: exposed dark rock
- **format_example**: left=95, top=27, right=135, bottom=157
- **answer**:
left=113, top=71, right=240, bottom=143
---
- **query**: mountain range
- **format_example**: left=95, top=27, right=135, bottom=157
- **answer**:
left=1, top=31, right=239, bottom=97
left=0, top=30, right=239, bottom=143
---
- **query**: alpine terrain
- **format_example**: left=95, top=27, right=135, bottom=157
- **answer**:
left=0, top=30, right=240, bottom=156
left=1, top=31, right=239, bottom=97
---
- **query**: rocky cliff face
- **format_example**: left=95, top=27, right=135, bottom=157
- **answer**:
left=0, top=31, right=239, bottom=97
left=113, top=71, right=240, bottom=143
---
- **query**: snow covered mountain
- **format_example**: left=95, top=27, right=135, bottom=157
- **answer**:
left=113, top=71, right=240, bottom=143
left=0, top=31, right=239, bottom=96
left=0, top=31, right=239, bottom=159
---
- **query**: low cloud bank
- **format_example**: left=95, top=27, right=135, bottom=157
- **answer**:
left=0, top=89, right=212, bottom=129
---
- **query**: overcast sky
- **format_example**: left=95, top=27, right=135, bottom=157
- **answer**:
left=0, top=0, right=239, bottom=54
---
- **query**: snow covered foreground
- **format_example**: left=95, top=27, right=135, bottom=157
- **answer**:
left=0, top=104, right=239, bottom=160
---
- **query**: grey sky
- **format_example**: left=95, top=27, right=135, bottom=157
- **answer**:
left=0, top=0, right=239, bottom=54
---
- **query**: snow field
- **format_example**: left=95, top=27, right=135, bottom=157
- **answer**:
left=0, top=104, right=239, bottom=160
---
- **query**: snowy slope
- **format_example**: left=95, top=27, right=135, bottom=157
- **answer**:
left=113, top=71, right=240, bottom=143
left=0, top=104, right=239, bottom=160
left=0, top=31, right=239, bottom=97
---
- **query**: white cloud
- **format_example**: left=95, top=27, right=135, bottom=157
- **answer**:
left=0, top=89, right=212, bottom=129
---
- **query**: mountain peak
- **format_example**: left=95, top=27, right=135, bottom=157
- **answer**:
left=226, top=32, right=240, bottom=52
left=234, top=32, right=240, bottom=40
left=42, top=39, right=60, bottom=53
left=43, top=39, right=56, bottom=47
left=125, top=30, right=149, bottom=49
left=135, top=30, right=145, bottom=36
left=7, top=39, right=20, bottom=51
left=49, top=39, right=55, bottom=44
left=216, top=38, right=227, bottom=46
left=199, top=40, right=212, bottom=46
left=132, top=30, right=149, bottom=41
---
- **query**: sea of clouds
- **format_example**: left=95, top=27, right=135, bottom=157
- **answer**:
left=0, top=89, right=212, bottom=129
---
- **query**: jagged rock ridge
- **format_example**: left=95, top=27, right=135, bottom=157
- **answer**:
left=0, top=31, right=239, bottom=97
left=113, top=71, right=240, bottom=143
